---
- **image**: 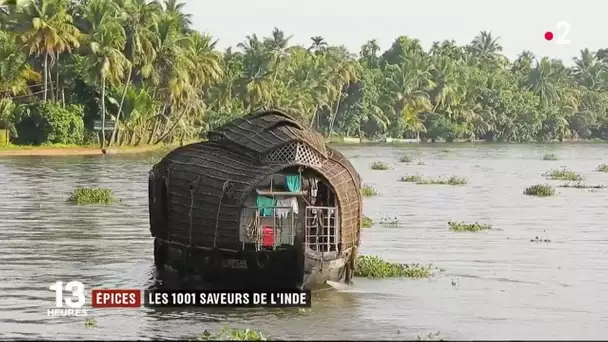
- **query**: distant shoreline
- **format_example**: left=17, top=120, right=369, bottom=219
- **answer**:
left=325, top=137, right=607, bottom=145
left=1, top=138, right=605, bottom=157
left=0, top=143, right=185, bottom=157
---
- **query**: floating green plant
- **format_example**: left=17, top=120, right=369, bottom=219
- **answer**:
left=370, top=161, right=390, bottom=170
left=354, top=255, right=434, bottom=278
left=379, top=216, right=399, bottom=226
left=67, top=187, right=119, bottom=205
left=596, top=164, right=608, bottom=172
left=541, top=153, right=559, bottom=161
left=400, top=174, right=467, bottom=185
left=542, top=169, right=584, bottom=181
left=398, top=155, right=412, bottom=163
left=361, top=184, right=378, bottom=197
left=448, top=221, right=492, bottom=232
left=523, top=184, right=555, bottom=197
left=558, top=182, right=604, bottom=189
left=84, top=318, right=97, bottom=328
left=416, top=331, right=443, bottom=341
left=362, top=215, right=373, bottom=228
left=400, top=174, right=424, bottom=182
left=198, top=327, right=266, bottom=341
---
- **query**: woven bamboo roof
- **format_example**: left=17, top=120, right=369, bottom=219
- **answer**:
left=207, top=109, right=328, bottom=158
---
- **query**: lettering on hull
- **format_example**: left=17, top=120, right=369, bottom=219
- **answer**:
left=221, top=259, right=248, bottom=269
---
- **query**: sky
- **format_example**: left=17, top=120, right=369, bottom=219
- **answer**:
left=182, top=0, right=603, bottom=66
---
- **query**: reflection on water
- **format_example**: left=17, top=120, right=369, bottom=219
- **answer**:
left=1, top=143, right=608, bottom=340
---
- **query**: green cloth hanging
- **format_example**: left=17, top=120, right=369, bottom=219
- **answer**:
left=256, top=195, right=276, bottom=216
left=285, top=174, right=301, bottom=192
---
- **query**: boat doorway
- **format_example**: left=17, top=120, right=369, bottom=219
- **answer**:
left=238, top=166, right=340, bottom=256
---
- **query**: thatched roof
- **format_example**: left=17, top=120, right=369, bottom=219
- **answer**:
left=208, top=109, right=328, bottom=158
left=150, top=109, right=362, bottom=252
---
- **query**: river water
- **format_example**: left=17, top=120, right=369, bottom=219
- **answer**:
left=0, top=143, right=607, bottom=340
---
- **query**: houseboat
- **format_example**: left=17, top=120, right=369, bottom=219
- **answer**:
left=148, top=109, right=363, bottom=290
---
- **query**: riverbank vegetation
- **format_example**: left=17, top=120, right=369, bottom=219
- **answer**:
left=1, top=0, right=608, bottom=149
left=400, top=174, right=467, bottom=185
left=523, top=184, right=556, bottom=197
left=67, top=187, right=119, bottom=204
left=448, top=221, right=492, bottom=232
left=355, top=255, right=434, bottom=278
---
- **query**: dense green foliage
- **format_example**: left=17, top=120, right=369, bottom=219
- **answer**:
left=12, top=102, right=84, bottom=144
left=1, top=0, right=608, bottom=147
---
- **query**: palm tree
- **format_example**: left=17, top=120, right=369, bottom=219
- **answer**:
left=309, top=36, right=327, bottom=54
left=12, top=0, right=80, bottom=101
left=383, top=62, right=433, bottom=138
left=0, top=31, right=41, bottom=95
left=161, top=0, right=192, bottom=33
left=109, top=0, right=159, bottom=145
left=237, top=34, right=273, bottom=110
left=82, top=0, right=130, bottom=149
left=264, top=27, right=292, bottom=85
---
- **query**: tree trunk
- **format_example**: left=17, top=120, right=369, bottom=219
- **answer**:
left=309, top=105, right=319, bottom=128
left=147, top=104, right=167, bottom=144
left=43, top=54, right=48, bottom=102
left=272, top=56, right=280, bottom=84
left=147, top=118, right=160, bottom=145
left=129, top=131, right=137, bottom=145
left=109, top=66, right=133, bottom=146
left=48, top=68, right=55, bottom=101
left=153, top=105, right=191, bottom=145
left=328, top=92, right=343, bottom=137
left=100, top=77, right=106, bottom=150
left=55, top=52, right=61, bottom=104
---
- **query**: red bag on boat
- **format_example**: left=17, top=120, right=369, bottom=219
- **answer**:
left=262, top=226, right=274, bottom=247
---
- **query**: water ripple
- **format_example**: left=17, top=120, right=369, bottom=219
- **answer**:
left=1, top=144, right=607, bottom=340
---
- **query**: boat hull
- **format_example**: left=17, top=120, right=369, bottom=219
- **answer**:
left=154, top=238, right=349, bottom=290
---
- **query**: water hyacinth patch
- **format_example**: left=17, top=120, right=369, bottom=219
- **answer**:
left=523, top=184, right=555, bottom=197
left=448, top=221, right=492, bottom=232
left=361, top=184, right=378, bottom=197
left=542, top=169, right=584, bottom=181
left=370, top=161, right=390, bottom=170
left=354, top=255, right=434, bottom=278
left=541, top=153, right=558, bottom=160
left=67, top=187, right=120, bottom=205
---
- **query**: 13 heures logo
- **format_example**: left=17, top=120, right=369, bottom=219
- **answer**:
left=48, top=281, right=88, bottom=316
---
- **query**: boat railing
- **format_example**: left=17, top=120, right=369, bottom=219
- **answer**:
left=240, top=206, right=297, bottom=250
left=304, top=206, right=339, bottom=253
